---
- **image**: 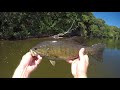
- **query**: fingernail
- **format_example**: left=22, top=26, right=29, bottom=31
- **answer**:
left=81, top=48, right=85, bottom=51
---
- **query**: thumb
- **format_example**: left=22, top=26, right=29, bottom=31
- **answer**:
left=79, top=48, right=85, bottom=60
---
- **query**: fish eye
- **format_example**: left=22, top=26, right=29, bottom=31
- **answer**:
left=34, top=48, right=37, bottom=50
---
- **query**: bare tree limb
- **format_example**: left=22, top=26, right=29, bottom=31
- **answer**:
left=52, top=20, right=76, bottom=39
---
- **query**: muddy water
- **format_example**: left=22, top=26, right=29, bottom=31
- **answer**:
left=0, top=37, right=120, bottom=78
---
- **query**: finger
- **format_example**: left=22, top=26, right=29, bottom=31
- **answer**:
left=25, top=52, right=31, bottom=56
left=37, top=55, right=42, bottom=60
left=71, top=60, right=77, bottom=75
left=84, top=55, right=89, bottom=65
left=79, top=48, right=85, bottom=60
left=36, top=55, right=42, bottom=64
left=67, top=58, right=79, bottom=64
left=22, top=52, right=28, bottom=58
left=22, top=52, right=32, bottom=61
left=35, top=59, right=40, bottom=65
left=67, top=60, right=73, bottom=64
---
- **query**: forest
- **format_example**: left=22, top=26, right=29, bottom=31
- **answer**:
left=0, top=12, right=120, bottom=40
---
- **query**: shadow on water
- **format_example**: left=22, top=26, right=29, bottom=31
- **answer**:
left=0, top=37, right=120, bottom=78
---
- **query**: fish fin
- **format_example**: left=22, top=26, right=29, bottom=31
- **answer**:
left=65, top=36, right=86, bottom=44
left=49, top=60, right=56, bottom=66
left=90, top=43, right=106, bottom=62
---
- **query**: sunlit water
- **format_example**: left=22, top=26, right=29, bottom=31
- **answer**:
left=0, top=37, right=120, bottom=78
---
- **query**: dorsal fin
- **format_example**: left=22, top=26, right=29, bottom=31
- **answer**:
left=64, top=36, right=86, bottom=44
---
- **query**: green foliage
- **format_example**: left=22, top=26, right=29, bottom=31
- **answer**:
left=0, top=12, right=120, bottom=40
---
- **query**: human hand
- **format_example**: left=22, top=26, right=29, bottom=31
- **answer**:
left=12, top=52, right=42, bottom=78
left=68, top=48, right=89, bottom=78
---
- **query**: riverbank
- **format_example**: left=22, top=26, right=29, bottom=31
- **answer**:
left=0, top=12, right=120, bottom=41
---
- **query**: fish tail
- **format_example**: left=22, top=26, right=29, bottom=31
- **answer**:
left=87, top=43, right=106, bottom=62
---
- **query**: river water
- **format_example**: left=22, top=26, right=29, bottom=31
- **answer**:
left=0, top=37, right=120, bottom=78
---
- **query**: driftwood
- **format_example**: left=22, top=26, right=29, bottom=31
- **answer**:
left=52, top=20, right=82, bottom=39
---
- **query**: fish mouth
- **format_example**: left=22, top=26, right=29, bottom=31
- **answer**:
left=30, top=49, right=38, bottom=56
left=30, top=49, right=44, bottom=57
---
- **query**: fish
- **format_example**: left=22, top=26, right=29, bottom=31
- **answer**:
left=30, top=37, right=106, bottom=66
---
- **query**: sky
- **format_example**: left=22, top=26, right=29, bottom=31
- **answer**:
left=93, top=12, right=120, bottom=28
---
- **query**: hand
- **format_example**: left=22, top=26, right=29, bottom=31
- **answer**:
left=12, top=52, right=42, bottom=78
left=68, top=48, right=89, bottom=78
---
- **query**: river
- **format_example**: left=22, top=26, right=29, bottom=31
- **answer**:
left=0, top=37, right=120, bottom=78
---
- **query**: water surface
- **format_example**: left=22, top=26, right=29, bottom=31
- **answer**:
left=0, top=37, right=120, bottom=78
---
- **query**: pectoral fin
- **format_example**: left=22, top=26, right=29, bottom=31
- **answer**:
left=49, top=60, right=56, bottom=66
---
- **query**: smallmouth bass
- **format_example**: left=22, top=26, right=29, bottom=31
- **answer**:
left=30, top=37, right=106, bottom=63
